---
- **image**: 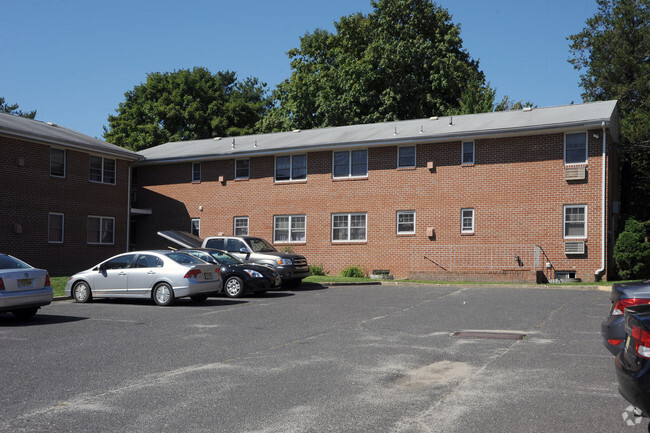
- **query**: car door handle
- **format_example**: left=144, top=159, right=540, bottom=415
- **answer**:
left=147, top=271, right=157, bottom=275
left=118, top=272, right=127, bottom=276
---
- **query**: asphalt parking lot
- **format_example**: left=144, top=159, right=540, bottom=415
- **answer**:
left=0, top=283, right=644, bottom=432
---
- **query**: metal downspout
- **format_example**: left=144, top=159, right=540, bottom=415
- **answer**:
left=595, top=122, right=607, bottom=280
left=126, top=162, right=132, bottom=252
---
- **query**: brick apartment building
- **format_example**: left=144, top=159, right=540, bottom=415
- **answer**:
left=0, top=113, right=142, bottom=275
left=133, top=100, right=621, bottom=282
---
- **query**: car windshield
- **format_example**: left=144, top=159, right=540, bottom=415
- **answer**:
left=0, top=254, right=31, bottom=270
left=248, top=238, right=277, bottom=253
left=209, top=251, right=245, bottom=265
left=166, top=252, right=205, bottom=265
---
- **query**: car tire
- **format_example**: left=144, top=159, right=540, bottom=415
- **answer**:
left=224, top=276, right=245, bottom=298
left=190, top=294, right=209, bottom=302
left=153, top=283, right=175, bottom=306
left=12, top=307, right=39, bottom=321
left=72, top=281, right=92, bottom=303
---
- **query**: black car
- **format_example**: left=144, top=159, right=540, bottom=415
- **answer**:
left=615, top=304, right=650, bottom=430
left=602, top=281, right=650, bottom=355
left=182, top=249, right=281, bottom=298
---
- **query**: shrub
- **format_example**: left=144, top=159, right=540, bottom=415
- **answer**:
left=614, top=218, right=650, bottom=280
left=310, top=264, right=326, bottom=276
left=341, top=265, right=365, bottom=278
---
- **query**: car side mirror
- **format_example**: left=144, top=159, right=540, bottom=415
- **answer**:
left=99, top=263, right=106, bottom=272
left=240, top=248, right=251, bottom=259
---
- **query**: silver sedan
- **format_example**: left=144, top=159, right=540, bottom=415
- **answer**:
left=65, top=250, right=222, bottom=306
left=0, top=254, right=53, bottom=320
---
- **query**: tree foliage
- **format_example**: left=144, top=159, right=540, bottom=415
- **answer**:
left=0, top=97, right=36, bottom=119
left=104, top=68, right=268, bottom=151
left=568, top=0, right=650, bottom=218
left=259, top=0, right=499, bottom=132
left=613, top=218, right=650, bottom=279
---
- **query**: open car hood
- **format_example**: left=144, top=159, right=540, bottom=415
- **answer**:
left=157, top=230, right=204, bottom=249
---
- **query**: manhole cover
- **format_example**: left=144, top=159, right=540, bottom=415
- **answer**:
left=451, top=331, right=526, bottom=340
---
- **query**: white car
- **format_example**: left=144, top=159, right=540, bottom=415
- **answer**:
left=0, top=254, right=53, bottom=320
left=65, top=250, right=222, bottom=306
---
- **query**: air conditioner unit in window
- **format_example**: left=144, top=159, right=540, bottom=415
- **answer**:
left=564, top=241, right=585, bottom=254
left=565, top=166, right=586, bottom=181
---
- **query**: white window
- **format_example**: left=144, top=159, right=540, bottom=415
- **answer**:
left=332, top=213, right=367, bottom=242
left=50, top=148, right=65, bottom=178
left=191, top=218, right=200, bottom=236
left=333, top=150, right=367, bottom=178
left=235, top=159, right=250, bottom=179
left=87, top=216, right=115, bottom=245
left=564, top=205, right=587, bottom=238
left=398, top=146, right=416, bottom=168
left=275, top=154, right=307, bottom=181
left=48, top=213, right=64, bottom=243
left=462, top=142, right=474, bottom=165
left=89, top=156, right=116, bottom=184
left=461, top=208, right=474, bottom=233
left=234, top=217, right=249, bottom=236
left=192, top=162, right=201, bottom=182
left=565, top=132, right=587, bottom=165
left=397, top=211, right=415, bottom=234
left=274, top=215, right=306, bottom=243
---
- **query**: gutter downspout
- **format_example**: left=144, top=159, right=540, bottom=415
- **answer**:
left=595, top=121, right=607, bottom=280
left=126, top=162, right=132, bottom=252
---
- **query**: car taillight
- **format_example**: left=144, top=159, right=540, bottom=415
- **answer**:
left=612, top=298, right=650, bottom=315
left=632, top=326, right=650, bottom=359
left=45, top=274, right=51, bottom=287
left=0, top=278, right=4, bottom=291
left=184, top=269, right=201, bottom=279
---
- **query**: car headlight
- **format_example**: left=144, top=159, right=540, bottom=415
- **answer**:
left=244, top=269, right=263, bottom=278
left=276, top=258, right=292, bottom=266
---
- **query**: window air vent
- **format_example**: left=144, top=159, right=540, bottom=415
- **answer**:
left=565, top=166, right=586, bottom=181
left=564, top=241, right=585, bottom=254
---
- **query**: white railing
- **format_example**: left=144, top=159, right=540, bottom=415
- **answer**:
left=416, top=245, right=541, bottom=272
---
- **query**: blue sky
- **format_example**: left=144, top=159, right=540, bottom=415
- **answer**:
left=1, top=0, right=598, bottom=139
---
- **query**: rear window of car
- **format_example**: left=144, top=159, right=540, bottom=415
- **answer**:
left=166, top=252, right=204, bottom=265
left=204, top=238, right=224, bottom=249
left=0, top=255, right=31, bottom=270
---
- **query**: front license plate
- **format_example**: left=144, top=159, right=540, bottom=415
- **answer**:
left=204, top=272, right=212, bottom=280
left=18, top=279, right=32, bottom=288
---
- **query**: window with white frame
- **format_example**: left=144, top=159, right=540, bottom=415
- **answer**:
left=565, top=132, right=587, bottom=165
left=192, top=162, right=201, bottom=182
left=191, top=218, right=200, bottom=236
left=87, top=216, right=115, bottom=244
left=332, top=213, right=367, bottom=242
left=275, top=154, right=307, bottom=181
left=564, top=205, right=587, bottom=238
left=50, top=148, right=66, bottom=178
left=461, top=208, right=474, bottom=233
left=462, top=141, right=474, bottom=164
left=398, top=146, right=416, bottom=168
left=274, top=215, right=306, bottom=243
left=333, top=150, right=368, bottom=178
left=235, top=159, right=250, bottom=179
left=234, top=217, right=249, bottom=236
left=48, top=213, right=64, bottom=243
left=89, top=156, right=116, bottom=184
left=397, top=211, right=415, bottom=234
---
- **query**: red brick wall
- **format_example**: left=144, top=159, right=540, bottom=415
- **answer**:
left=135, top=129, right=616, bottom=282
left=1, top=136, right=132, bottom=276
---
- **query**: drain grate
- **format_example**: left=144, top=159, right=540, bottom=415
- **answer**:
left=451, top=331, right=526, bottom=340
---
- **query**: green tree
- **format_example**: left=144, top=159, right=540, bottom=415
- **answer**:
left=613, top=218, right=650, bottom=279
left=568, top=0, right=650, bottom=219
left=0, top=97, right=36, bottom=118
left=259, top=0, right=497, bottom=132
left=104, top=68, right=269, bottom=151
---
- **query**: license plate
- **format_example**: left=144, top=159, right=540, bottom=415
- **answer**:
left=204, top=272, right=212, bottom=280
left=18, top=279, right=32, bottom=288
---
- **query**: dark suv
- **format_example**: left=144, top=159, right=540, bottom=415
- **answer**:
left=158, top=231, right=310, bottom=288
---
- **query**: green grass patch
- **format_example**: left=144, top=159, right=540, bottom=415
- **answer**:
left=51, top=276, right=69, bottom=297
left=304, top=275, right=374, bottom=284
